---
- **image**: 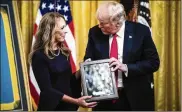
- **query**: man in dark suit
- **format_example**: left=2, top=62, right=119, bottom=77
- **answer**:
left=84, top=1, right=160, bottom=111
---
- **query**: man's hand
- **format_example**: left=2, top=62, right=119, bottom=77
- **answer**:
left=109, top=57, right=127, bottom=72
left=85, top=58, right=91, bottom=62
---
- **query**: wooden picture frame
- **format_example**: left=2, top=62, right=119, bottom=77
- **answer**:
left=80, top=59, right=118, bottom=102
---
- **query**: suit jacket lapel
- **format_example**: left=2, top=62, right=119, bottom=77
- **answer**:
left=123, top=21, right=133, bottom=63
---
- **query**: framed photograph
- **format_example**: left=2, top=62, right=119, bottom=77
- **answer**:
left=80, top=59, right=118, bottom=102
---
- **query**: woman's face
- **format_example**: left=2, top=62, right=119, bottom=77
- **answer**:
left=53, top=17, right=67, bottom=43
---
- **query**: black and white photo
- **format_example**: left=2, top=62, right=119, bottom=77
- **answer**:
left=80, top=59, right=118, bottom=102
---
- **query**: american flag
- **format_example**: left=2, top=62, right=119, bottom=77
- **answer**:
left=137, top=0, right=151, bottom=27
left=120, top=0, right=151, bottom=28
left=29, top=0, right=76, bottom=109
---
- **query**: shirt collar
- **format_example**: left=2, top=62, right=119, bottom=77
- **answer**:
left=116, top=20, right=125, bottom=38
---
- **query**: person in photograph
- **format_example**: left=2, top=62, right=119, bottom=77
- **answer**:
left=85, top=66, right=94, bottom=95
left=29, top=12, right=97, bottom=111
left=84, top=1, right=160, bottom=111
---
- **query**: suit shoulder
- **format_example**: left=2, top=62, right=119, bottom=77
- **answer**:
left=89, top=25, right=105, bottom=38
left=127, top=21, right=150, bottom=30
left=89, top=25, right=101, bottom=32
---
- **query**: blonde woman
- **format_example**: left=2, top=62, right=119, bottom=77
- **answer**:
left=29, top=12, right=97, bottom=111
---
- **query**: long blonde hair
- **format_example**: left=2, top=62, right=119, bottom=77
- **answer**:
left=29, top=12, right=70, bottom=63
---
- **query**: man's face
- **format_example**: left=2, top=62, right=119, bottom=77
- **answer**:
left=98, top=19, right=118, bottom=35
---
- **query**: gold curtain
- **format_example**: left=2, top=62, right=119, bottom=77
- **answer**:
left=150, top=1, right=181, bottom=111
left=17, top=0, right=180, bottom=111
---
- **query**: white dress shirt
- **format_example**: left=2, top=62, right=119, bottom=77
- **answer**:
left=109, top=21, right=128, bottom=88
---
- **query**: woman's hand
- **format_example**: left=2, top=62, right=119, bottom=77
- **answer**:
left=76, top=96, right=97, bottom=108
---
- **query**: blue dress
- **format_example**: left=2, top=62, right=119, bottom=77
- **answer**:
left=32, top=49, right=81, bottom=111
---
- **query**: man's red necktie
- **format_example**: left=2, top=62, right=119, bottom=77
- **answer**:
left=110, top=34, right=118, bottom=103
left=110, top=34, right=118, bottom=88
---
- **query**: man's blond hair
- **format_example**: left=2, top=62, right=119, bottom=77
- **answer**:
left=96, top=1, right=126, bottom=26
